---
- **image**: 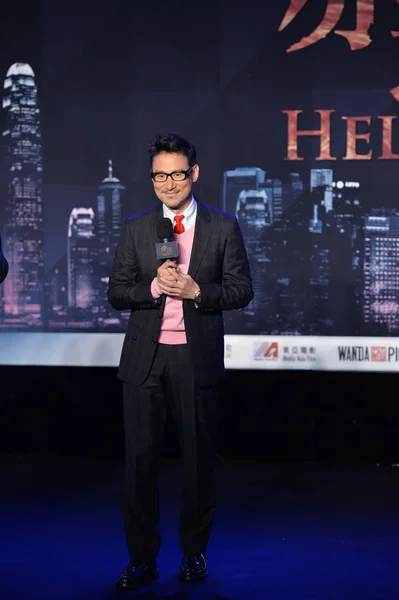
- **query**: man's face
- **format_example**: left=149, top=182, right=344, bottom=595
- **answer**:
left=151, top=152, right=199, bottom=214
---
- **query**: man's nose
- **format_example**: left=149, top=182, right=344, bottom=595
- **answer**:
left=165, top=175, right=176, bottom=188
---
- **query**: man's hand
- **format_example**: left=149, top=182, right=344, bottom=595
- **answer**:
left=157, top=260, right=178, bottom=290
left=157, top=260, right=199, bottom=300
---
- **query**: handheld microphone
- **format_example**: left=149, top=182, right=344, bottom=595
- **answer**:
left=155, top=218, right=178, bottom=261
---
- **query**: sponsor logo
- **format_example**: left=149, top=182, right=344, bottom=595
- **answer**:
left=282, top=345, right=316, bottom=363
left=371, top=346, right=387, bottom=362
left=161, top=244, right=173, bottom=257
left=338, top=345, right=399, bottom=362
left=254, top=342, right=279, bottom=360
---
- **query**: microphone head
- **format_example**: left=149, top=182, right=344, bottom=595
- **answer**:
left=156, top=217, right=174, bottom=240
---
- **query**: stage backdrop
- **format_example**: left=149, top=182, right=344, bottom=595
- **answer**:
left=1, top=0, right=399, bottom=372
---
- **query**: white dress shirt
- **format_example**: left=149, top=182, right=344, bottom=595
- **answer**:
left=162, top=195, right=197, bottom=232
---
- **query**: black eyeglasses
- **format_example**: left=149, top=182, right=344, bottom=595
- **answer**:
left=151, top=167, right=194, bottom=183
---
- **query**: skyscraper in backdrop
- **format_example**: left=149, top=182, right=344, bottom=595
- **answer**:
left=1, top=62, right=44, bottom=329
left=364, top=209, right=399, bottom=334
left=67, top=207, right=96, bottom=316
left=96, top=160, right=126, bottom=326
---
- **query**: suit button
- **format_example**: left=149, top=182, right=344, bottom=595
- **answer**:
left=151, top=339, right=156, bottom=344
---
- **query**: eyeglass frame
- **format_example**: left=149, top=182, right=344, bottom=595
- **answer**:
left=150, top=166, right=195, bottom=182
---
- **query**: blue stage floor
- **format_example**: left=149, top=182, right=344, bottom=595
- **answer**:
left=0, top=455, right=398, bottom=599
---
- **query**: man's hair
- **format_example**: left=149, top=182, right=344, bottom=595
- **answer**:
left=148, top=133, right=197, bottom=168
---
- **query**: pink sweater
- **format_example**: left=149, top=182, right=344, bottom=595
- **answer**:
left=150, top=225, right=195, bottom=344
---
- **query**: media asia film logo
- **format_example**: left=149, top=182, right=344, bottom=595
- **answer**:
left=338, top=345, right=399, bottom=362
left=253, top=342, right=279, bottom=361
left=254, top=342, right=318, bottom=362
left=282, top=344, right=317, bottom=364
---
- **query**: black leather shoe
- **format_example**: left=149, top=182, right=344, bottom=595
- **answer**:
left=115, top=560, right=159, bottom=589
left=180, top=553, right=208, bottom=582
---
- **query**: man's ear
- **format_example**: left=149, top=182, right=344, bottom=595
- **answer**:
left=192, top=164, right=200, bottom=183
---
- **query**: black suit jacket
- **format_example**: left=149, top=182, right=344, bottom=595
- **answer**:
left=108, top=200, right=253, bottom=387
left=0, top=234, right=8, bottom=284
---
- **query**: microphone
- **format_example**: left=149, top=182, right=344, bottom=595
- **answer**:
left=155, top=218, right=178, bottom=261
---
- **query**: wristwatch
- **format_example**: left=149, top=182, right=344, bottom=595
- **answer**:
left=193, top=288, right=201, bottom=306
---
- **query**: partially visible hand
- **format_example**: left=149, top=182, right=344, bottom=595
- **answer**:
left=158, top=267, right=199, bottom=300
left=157, top=260, right=178, bottom=290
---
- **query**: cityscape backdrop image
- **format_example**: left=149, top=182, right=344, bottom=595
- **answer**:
left=1, top=0, right=399, bottom=370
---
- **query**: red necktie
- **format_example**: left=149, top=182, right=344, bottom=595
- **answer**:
left=174, top=215, right=185, bottom=234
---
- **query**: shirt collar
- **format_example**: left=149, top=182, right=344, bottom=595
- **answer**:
left=162, top=195, right=197, bottom=227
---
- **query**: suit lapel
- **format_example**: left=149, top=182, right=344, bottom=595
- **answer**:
left=188, top=201, right=212, bottom=279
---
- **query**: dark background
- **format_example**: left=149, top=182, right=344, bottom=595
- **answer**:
left=1, top=366, right=398, bottom=464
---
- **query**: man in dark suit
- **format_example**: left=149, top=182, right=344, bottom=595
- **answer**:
left=108, top=133, right=253, bottom=589
left=0, top=233, right=8, bottom=284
